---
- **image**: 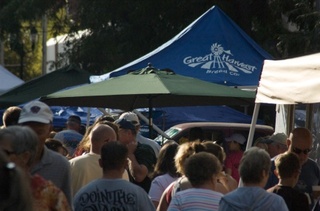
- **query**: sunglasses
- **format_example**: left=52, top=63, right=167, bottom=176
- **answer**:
left=292, top=147, right=312, bottom=155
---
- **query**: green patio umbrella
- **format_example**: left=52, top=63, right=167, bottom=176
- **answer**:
left=0, top=64, right=92, bottom=108
left=41, top=65, right=255, bottom=136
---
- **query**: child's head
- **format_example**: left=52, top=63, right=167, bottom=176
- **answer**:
left=275, top=152, right=300, bottom=180
left=226, top=133, right=246, bottom=151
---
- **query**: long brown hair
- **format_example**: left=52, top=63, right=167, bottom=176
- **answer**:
left=151, top=141, right=180, bottom=179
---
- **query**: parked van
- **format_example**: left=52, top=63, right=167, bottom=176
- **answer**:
left=154, top=122, right=274, bottom=146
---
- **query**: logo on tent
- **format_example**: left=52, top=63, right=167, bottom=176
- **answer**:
left=183, top=43, right=257, bottom=76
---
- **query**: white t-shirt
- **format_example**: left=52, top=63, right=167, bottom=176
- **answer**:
left=149, top=173, right=178, bottom=202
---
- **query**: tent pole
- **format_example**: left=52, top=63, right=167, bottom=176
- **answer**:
left=86, top=107, right=91, bottom=127
left=148, top=97, right=153, bottom=138
left=246, top=103, right=260, bottom=151
left=239, top=102, right=260, bottom=188
left=286, top=105, right=295, bottom=135
left=133, top=109, right=170, bottom=140
left=306, top=104, right=313, bottom=131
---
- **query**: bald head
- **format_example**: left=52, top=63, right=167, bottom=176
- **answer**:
left=288, top=127, right=312, bottom=165
left=89, top=124, right=117, bottom=154
left=289, top=128, right=312, bottom=145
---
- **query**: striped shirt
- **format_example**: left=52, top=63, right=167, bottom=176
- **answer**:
left=168, top=188, right=223, bottom=211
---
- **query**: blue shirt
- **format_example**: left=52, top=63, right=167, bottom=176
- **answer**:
left=31, top=146, right=72, bottom=206
left=219, top=187, right=288, bottom=211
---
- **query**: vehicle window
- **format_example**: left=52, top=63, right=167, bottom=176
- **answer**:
left=203, top=129, right=225, bottom=144
left=154, top=128, right=180, bottom=144
left=154, top=123, right=274, bottom=147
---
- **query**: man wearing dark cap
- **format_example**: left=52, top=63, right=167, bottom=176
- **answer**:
left=259, top=132, right=288, bottom=158
left=18, top=100, right=72, bottom=206
left=115, top=118, right=157, bottom=193
left=118, top=112, right=160, bottom=157
left=54, top=115, right=83, bottom=157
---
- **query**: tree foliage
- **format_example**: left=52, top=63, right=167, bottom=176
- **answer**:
left=0, top=0, right=319, bottom=77
left=63, top=0, right=320, bottom=73
left=0, top=0, right=67, bottom=80
left=260, top=0, right=320, bottom=57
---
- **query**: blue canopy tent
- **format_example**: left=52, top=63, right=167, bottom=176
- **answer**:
left=88, top=5, right=275, bottom=137
left=92, top=5, right=273, bottom=87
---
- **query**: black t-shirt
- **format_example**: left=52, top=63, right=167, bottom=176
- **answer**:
left=269, top=185, right=309, bottom=211
left=128, top=142, right=157, bottom=192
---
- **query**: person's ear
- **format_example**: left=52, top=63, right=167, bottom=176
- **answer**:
left=211, top=175, right=217, bottom=185
left=261, top=169, right=269, bottom=180
left=47, top=124, right=53, bottom=136
left=125, top=158, right=129, bottom=169
left=99, top=158, right=103, bottom=168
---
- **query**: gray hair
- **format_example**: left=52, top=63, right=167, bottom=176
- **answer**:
left=0, top=126, right=39, bottom=166
left=239, top=146, right=271, bottom=184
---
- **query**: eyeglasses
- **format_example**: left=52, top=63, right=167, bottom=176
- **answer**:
left=292, top=147, right=312, bottom=155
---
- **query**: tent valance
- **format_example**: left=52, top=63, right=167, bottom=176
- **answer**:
left=256, top=53, right=320, bottom=104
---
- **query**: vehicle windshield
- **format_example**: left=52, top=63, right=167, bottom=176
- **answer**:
left=154, top=128, right=180, bottom=144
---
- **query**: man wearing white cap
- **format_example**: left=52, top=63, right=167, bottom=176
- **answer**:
left=263, top=132, right=288, bottom=158
left=18, top=101, right=72, bottom=205
left=118, top=112, right=160, bottom=157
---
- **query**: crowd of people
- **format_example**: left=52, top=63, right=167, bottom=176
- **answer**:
left=0, top=100, right=320, bottom=211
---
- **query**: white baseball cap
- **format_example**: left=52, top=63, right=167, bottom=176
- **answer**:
left=226, top=133, right=246, bottom=145
left=270, top=132, right=287, bottom=145
left=18, top=101, right=53, bottom=124
left=119, top=112, right=140, bottom=126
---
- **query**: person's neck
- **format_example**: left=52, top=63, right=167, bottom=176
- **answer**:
left=278, top=178, right=296, bottom=188
left=194, top=181, right=216, bottom=191
left=103, top=169, right=125, bottom=179
left=34, top=146, right=44, bottom=163
left=90, top=147, right=100, bottom=154
left=230, top=148, right=241, bottom=152
left=243, top=182, right=264, bottom=188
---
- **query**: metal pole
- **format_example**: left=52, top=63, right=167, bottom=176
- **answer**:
left=42, top=14, right=47, bottom=75
left=148, top=96, right=153, bottom=138
left=306, top=104, right=314, bottom=131
left=133, top=109, right=170, bottom=139
left=246, top=103, right=260, bottom=151
left=286, top=105, right=295, bottom=135
left=239, top=102, right=260, bottom=188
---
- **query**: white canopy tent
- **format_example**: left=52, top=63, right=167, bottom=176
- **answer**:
left=247, top=52, right=320, bottom=150
left=256, top=53, right=320, bottom=104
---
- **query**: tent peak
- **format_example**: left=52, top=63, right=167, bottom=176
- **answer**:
left=130, top=64, right=175, bottom=76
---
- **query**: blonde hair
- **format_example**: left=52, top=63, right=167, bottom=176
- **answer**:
left=174, top=141, right=206, bottom=175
